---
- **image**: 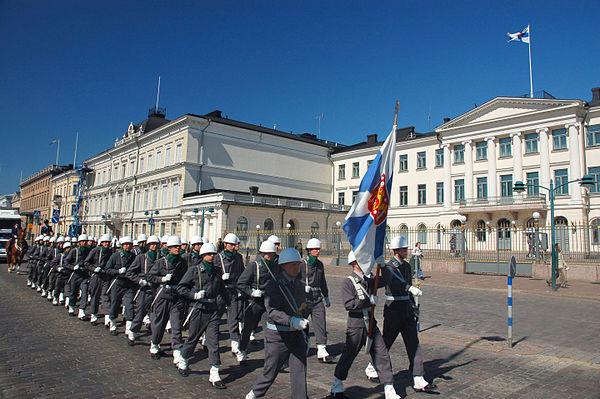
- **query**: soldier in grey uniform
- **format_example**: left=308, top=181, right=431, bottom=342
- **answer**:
left=137, top=234, right=148, bottom=254
left=125, top=235, right=160, bottom=345
left=52, top=241, right=72, bottom=305
left=40, top=237, right=57, bottom=298
left=330, top=251, right=402, bottom=399
left=213, top=233, right=245, bottom=356
left=236, top=240, right=278, bottom=364
left=26, top=236, right=42, bottom=288
left=35, top=236, right=50, bottom=291
left=64, top=234, right=92, bottom=319
left=180, top=235, right=202, bottom=265
left=176, top=243, right=228, bottom=388
left=298, top=237, right=333, bottom=363
left=105, top=236, right=136, bottom=335
left=245, top=248, right=311, bottom=399
left=146, top=235, right=188, bottom=364
left=84, top=233, right=113, bottom=326
left=46, top=236, right=64, bottom=301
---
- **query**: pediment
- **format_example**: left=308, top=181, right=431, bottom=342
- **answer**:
left=438, top=97, right=581, bottom=130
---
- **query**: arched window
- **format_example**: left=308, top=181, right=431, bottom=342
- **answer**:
left=475, top=220, right=486, bottom=242
left=310, top=222, right=319, bottom=238
left=263, top=218, right=274, bottom=233
left=591, top=219, right=600, bottom=245
left=555, top=216, right=568, bottom=225
left=525, top=218, right=536, bottom=228
left=450, top=219, right=462, bottom=229
left=399, top=224, right=409, bottom=241
left=435, top=224, right=442, bottom=245
left=417, top=223, right=427, bottom=245
left=385, top=225, right=391, bottom=245
left=236, top=216, right=248, bottom=241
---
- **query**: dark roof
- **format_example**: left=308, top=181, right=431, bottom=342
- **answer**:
left=134, top=107, right=170, bottom=134
left=183, top=188, right=327, bottom=204
left=187, top=110, right=345, bottom=150
left=331, top=126, right=437, bottom=154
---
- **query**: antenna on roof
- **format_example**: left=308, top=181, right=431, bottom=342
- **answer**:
left=427, top=100, right=432, bottom=131
left=315, top=112, right=324, bottom=135
left=155, top=76, right=161, bottom=110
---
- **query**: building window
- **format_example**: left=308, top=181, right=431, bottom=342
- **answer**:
left=454, top=144, right=464, bottom=163
left=399, top=154, right=408, bottom=171
left=417, top=184, right=426, bottom=205
left=310, top=222, right=319, bottom=238
left=367, top=159, right=374, bottom=168
left=72, top=184, right=77, bottom=196
left=338, top=164, right=345, bottom=180
left=588, top=166, right=600, bottom=193
left=417, top=151, right=426, bottom=169
left=152, top=187, right=158, bottom=208
left=121, top=163, right=126, bottom=179
left=554, top=169, right=569, bottom=195
left=454, top=179, right=465, bottom=202
left=144, top=189, right=149, bottom=210
left=526, top=172, right=539, bottom=196
left=525, top=133, right=538, bottom=154
left=165, top=147, right=171, bottom=166
left=435, top=148, right=444, bottom=167
left=436, top=182, right=444, bottom=204
left=475, top=220, right=487, bottom=242
left=162, top=185, right=168, bottom=208
left=176, top=144, right=183, bottom=162
left=591, top=219, right=600, bottom=245
left=264, top=218, right=274, bottom=233
left=130, top=160, right=135, bottom=176
left=476, top=141, right=487, bottom=160
left=156, top=151, right=162, bottom=168
left=500, top=175, right=513, bottom=197
left=352, top=162, right=360, bottom=178
left=337, top=192, right=345, bottom=205
left=477, top=177, right=488, bottom=200
left=499, top=137, right=512, bottom=157
left=148, top=154, right=153, bottom=171
left=159, top=223, right=166, bottom=237
left=352, top=191, right=358, bottom=204
left=139, top=158, right=144, bottom=173
left=399, top=186, right=408, bottom=206
left=172, top=183, right=179, bottom=206
left=236, top=216, right=248, bottom=241
left=552, top=128, right=568, bottom=150
left=417, top=224, right=427, bottom=244
left=170, top=222, right=177, bottom=236
left=587, top=125, right=600, bottom=147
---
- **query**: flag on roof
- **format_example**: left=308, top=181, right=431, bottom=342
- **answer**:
left=342, top=118, right=396, bottom=275
left=507, top=25, right=530, bottom=44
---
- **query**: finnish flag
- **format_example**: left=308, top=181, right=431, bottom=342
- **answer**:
left=342, top=125, right=396, bottom=275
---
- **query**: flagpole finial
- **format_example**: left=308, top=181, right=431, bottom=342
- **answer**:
left=394, top=100, right=399, bottom=126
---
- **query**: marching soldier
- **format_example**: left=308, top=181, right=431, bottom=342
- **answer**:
left=236, top=240, right=278, bottom=365
left=137, top=234, right=148, bottom=254
left=35, top=236, right=50, bottom=291
left=176, top=243, right=228, bottom=388
left=84, top=233, right=113, bottom=327
left=365, top=236, right=437, bottom=393
left=330, top=251, right=401, bottom=399
left=213, top=233, right=245, bottom=356
left=267, top=235, right=281, bottom=268
left=39, top=237, right=56, bottom=297
left=124, top=235, right=160, bottom=345
left=146, top=236, right=188, bottom=364
left=64, top=234, right=92, bottom=319
left=132, top=240, right=139, bottom=254
left=52, top=240, right=72, bottom=305
left=180, top=238, right=189, bottom=254
left=159, top=235, right=170, bottom=258
left=105, top=236, right=136, bottom=335
left=245, top=248, right=311, bottom=399
left=26, top=236, right=42, bottom=288
left=46, top=236, right=64, bottom=301
left=298, top=238, right=333, bottom=363
left=181, top=235, right=202, bottom=265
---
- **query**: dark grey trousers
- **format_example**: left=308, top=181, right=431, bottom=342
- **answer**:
left=69, top=274, right=89, bottom=310
left=240, top=299, right=265, bottom=351
left=47, top=270, right=57, bottom=293
left=150, top=295, right=185, bottom=350
left=181, top=306, right=221, bottom=365
left=334, top=325, right=394, bottom=385
left=88, top=275, right=105, bottom=314
left=130, top=287, right=154, bottom=333
left=383, top=304, right=425, bottom=376
left=109, top=284, right=135, bottom=320
left=53, top=274, right=68, bottom=299
left=308, top=299, right=327, bottom=345
left=252, top=329, right=307, bottom=399
left=226, top=295, right=243, bottom=342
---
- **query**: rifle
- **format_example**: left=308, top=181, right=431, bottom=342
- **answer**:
left=365, top=264, right=381, bottom=354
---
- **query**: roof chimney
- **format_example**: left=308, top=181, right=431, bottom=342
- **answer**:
left=206, top=110, right=223, bottom=118
left=367, top=134, right=378, bottom=144
left=443, top=117, right=451, bottom=123
left=249, top=186, right=259, bottom=195
left=590, top=87, right=600, bottom=106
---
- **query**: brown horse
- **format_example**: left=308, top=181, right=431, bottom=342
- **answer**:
left=6, top=229, right=28, bottom=274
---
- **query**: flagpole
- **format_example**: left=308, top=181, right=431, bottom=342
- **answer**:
left=55, top=139, right=60, bottom=166
left=528, top=25, right=533, bottom=98
left=73, top=131, right=79, bottom=167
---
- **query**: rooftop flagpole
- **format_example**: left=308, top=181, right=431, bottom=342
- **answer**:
left=528, top=25, right=533, bottom=98
left=73, top=131, right=79, bottom=167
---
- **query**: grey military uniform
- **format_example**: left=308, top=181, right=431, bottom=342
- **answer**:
left=298, top=256, right=329, bottom=346
left=64, top=245, right=92, bottom=310
left=105, top=250, right=136, bottom=321
left=84, top=246, right=113, bottom=317
left=125, top=251, right=158, bottom=333
left=214, top=249, right=245, bottom=342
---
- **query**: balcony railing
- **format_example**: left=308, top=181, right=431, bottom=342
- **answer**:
left=459, top=194, right=546, bottom=208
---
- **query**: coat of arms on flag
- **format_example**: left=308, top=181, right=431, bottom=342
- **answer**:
left=507, top=25, right=530, bottom=43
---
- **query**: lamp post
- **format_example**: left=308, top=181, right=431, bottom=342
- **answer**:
left=193, top=207, right=215, bottom=238
left=144, top=210, right=159, bottom=236
left=335, top=220, right=342, bottom=266
left=101, top=214, right=111, bottom=233
left=256, top=224, right=261, bottom=252
left=459, top=215, right=467, bottom=258
left=532, top=211, right=540, bottom=260
left=514, top=174, right=595, bottom=290
left=286, top=223, right=291, bottom=249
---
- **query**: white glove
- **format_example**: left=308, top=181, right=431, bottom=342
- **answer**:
left=222, top=272, right=230, bottom=280
left=304, top=285, right=311, bottom=294
left=290, top=316, right=309, bottom=330
left=324, top=297, right=331, bottom=307
left=58, top=267, right=63, bottom=272
left=369, top=294, right=378, bottom=305
left=74, top=265, right=80, bottom=271
left=94, top=267, right=101, bottom=273
left=161, top=273, right=172, bottom=283
left=408, top=285, right=423, bottom=297
left=194, top=290, right=206, bottom=300
left=251, top=289, right=263, bottom=298
left=139, top=279, right=148, bottom=287
left=118, top=267, right=126, bottom=274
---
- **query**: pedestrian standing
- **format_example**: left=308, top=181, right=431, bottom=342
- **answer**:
left=84, top=233, right=113, bottom=326
left=411, top=242, right=424, bottom=279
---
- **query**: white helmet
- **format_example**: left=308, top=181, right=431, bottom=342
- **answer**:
left=306, top=238, right=321, bottom=249
left=190, top=235, right=203, bottom=245
left=50, top=237, right=57, bottom=243
left=390, top=236, right=409, bottom=250
left=167, top=236, right=181, bottom=247
left=78, top=234, right=88, bottom=242
left=147, top=235, right=160, bottom=244
left=223, top=233, right=239, bottom=245
left=199, top=243, right=217, bottom=256
left=120, top=236, right=133, bottom=245
left=71, top=237, right=77, bottom=243
left=133, top=240, right=139, bottom=246
left=137, top=234, right=148, bottom=242
left=347, top=250, right=356, bottom=264
left=99, top=234, right=112, bottom=243
left=278, top=248, right=301, bottom=264
left=259, top=240, right=277, bottom=253
left=63, top=241, right=71, bottom=249
left=202, top=237, right=209, bottom=244
left=43, top=236, right=50, bottom=242
left=161, top=235, right=170, bottom=243
left=90, top=236, right=96, bottom=242
left=57, top=236, right=65, bottom=243
left=267, top=235, right=281, bottom=244
left=181, top=238, right=188, bottom=245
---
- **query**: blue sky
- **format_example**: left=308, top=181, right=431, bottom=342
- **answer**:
left=1, top=0, right=599, bottom=194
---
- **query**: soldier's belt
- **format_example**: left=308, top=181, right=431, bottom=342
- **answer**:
left=197, top=298, right=216, bottom=303
left=308, top=287, right=321, bottom=292
left=266, top=322, right=293, bottom=332
left=386, top=295, right=409, bottom=301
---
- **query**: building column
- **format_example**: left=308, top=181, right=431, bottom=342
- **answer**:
left=567, top=122, right=582, bottom=204
left=486, top=137, right=497, bottom=200
left=463, top=140, right=473, bottom=201
left=511, top=132, right=523, bottom=183
left=538, top=127, right=551, bottom=191
left=192, top=216, right=199, bottom=236
left=182, top=216, right=189, bottom=240
left=443, top=144, right=452, bottom=210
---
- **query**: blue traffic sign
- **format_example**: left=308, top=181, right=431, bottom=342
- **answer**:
left=33, top=210, right=41, bottom=218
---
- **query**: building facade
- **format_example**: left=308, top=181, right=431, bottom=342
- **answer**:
left=50, top=169, right=83, bottom=236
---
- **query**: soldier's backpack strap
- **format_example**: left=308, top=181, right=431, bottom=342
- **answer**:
left=347, top=275, right=368, bottom=300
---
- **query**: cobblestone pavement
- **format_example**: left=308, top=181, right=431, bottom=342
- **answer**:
left=1, top=266, right=599, bottom=398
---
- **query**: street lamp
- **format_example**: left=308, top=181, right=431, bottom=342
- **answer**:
left=459, top=215, right=467, bottom=257
left=193, top=207, right=215, bottom=238
left=144, top=210, right=159, bottom=235
left=514, top=174, right=595, bottom=290
left=101, top=213, right=111, bottom=233
left=256, top=224, right=261, bottom=252
left=335, top=220, right=342, bottom=266
left=532, top=211, right=541, bottom=260
left=286, top=222, right=291, bottom=249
